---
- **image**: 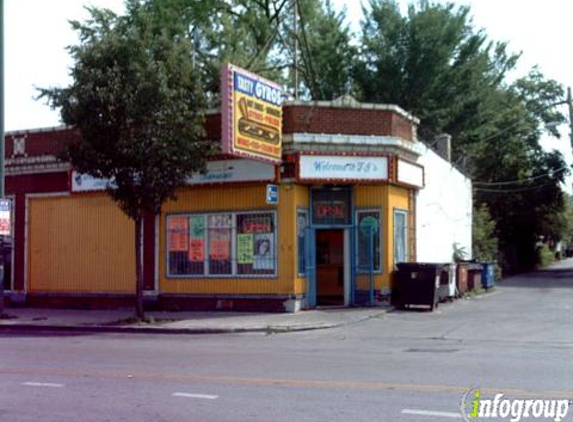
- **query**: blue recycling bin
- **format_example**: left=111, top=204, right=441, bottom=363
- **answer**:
left=481, top=262, right=497, bottom=289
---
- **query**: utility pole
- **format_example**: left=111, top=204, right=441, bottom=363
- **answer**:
left=293, top=0, right=298, bottom=100
left=0, top=0, right=5, bottom=316
left=566, top=87, right=573, bottom=197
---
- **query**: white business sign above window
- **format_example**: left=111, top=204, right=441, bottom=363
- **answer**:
left=299, top=155, right=388, bottom=181
left=71, top=173, right=116, bottom=192
left=188, top=159, right=275, bottom=185
left=72, top=159, right=275, bottom=192
left=397, top=159, right=424, bottom=188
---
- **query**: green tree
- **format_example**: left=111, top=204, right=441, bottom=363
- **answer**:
left=123, top=0, right=356, bottom=102
left=282, top=0, right=357, bottom=99
left=356, top=0, right=570, bottom=272
left=472, top=203, right=498, bottom=262
left=39, top=1, right=212, bottom=319
left=355, top=0, right=520, bottom=146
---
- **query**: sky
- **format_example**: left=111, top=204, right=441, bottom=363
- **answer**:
left=6, top=0, right=573, bottom=164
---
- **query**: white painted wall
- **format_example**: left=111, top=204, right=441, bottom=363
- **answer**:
left=416, top=144, right=472, bottom=262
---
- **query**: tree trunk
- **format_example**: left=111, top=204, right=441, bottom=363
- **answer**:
left=135, top=215, right=144, bottom=320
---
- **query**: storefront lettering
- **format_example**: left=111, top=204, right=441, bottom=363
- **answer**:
left=312, top=160, right=378, bottom=174
left=241, top=217, right=272, bottom=233
left=315, top=203, right=346, bottom=219
left=300, top=156, right=388, bottom=182
left=235, top=73, right=282, bottom=106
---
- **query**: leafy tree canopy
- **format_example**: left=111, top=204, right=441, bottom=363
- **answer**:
left=355, top=0, right=571, bottom=271
left=40, top=0, right=212, bottom=219
left=39, top=0, right=214, bottom=318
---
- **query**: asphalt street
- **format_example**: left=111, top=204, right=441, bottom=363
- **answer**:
left=2, top=264, right=573, bottom=421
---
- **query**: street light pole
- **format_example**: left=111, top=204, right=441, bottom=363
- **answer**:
left=0, top=0, right=5, bottom=316
left=563, top=87, right=573, bottom=197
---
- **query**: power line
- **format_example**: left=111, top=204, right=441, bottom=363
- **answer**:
left=474, top=181, right=561, bottom=193
left=473, top=166, right=569, bottom=186
left=295, top=0, right=324, bottom=100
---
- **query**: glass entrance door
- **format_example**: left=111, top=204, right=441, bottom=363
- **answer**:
left=316, top=229, right=344, bottom=306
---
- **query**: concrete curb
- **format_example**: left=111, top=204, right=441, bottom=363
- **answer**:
left=0, top=309, right=388, bottom=335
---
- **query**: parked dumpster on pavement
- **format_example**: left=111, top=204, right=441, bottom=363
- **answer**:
left=456, top=262, right=469, bottom=296
left=481, top=262, right=497, bottom=290
left=466, top=262, right=483, bottom=291
left=438, top=263, right=457, bottom=302
left=395, top=263, right=443, bottom=311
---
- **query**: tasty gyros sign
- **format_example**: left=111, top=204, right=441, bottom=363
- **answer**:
left=221, top=63, right=283, bottom=163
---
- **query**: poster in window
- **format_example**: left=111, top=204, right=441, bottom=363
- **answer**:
left=237, top=234, right=254, bottom=264
left=188, top=215, right=205, bottom=262
left=168, top=216, right=189, bottom=252
left=189, top=239, right=205, bottom=262
left=253, top=233, right=274, bottom=270
left=190, top=215, right=206, bottom=239
left=241, top=216, right=271, bottom=233
left=209, top=214, right=231, bottom=261
left=209, top=214, right=231, bottom=229
left=210, top=237, right=230, bottom=260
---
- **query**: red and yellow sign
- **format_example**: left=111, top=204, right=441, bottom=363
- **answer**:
left=189, top=239, right=205, bottom=262
left=221, top=63, right=283, bottom=163
left=168, top=216, right=189, bottom=252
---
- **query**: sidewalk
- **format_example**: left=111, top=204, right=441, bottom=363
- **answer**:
left=0, top=306, right=390, bottom=335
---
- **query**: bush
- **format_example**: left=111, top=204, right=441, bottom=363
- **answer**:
left=537, top=244, right=555, bottom=268
left=473, top=203, right=498, bottom=261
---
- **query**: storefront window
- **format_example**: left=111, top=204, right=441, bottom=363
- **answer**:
left=188, top=215, right=206, bottom=275
left=356, top=209, right=382, bottom=273
left=167, top=211, right=277, bottom=278
left=167, top=215, right=191, bottom=276
left=297, top=208, right=309, bottom=275
left=394, top=209, right=408, bottom=265
left=208, top=214, right=232, bottom=275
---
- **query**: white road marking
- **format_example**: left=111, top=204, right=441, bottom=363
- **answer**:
left=22, top=382, right=64, bottom=388
left=401, top=409, right=460, bottom=418
left=172, top=392, right=219, bottom=400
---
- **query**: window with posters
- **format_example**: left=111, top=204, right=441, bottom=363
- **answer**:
left=167, top=216, right=190, bottom=276
left=208, top=214, right=232, bottom=275
left=236, top=212, right=276, bottom=275
left=166, top=211, right=277, bottom=278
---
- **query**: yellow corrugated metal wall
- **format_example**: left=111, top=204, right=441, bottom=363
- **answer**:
left=29, top=194, right=135, bottom=293
left=354, top=184, right=412, bottom=291
left=159, top=184, right=298, bottom=295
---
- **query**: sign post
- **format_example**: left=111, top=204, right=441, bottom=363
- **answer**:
left=0, top=199, right=9, bottom=315
left=0, top=0, right=5, bottom=316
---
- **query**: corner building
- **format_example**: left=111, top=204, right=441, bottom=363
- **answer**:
left=5, top=97, right=428, bottom=312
